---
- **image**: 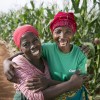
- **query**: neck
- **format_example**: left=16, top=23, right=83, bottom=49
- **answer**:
left=59, top=44, right=72, bottom=53
left=23, top=54, right=40, bottom=65
left=23, top=54, right=45, bottom=72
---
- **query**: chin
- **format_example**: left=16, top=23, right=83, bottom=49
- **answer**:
left=32, top=53, right=41, bottom=59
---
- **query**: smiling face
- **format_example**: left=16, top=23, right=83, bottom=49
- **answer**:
left=53, top=26, right=74, bottom=53
left=20, top=32, right=41, bottom=60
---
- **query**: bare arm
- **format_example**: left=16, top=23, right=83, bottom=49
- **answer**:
left=3, top=52, right=23, bottom=82
left=26, top=72, right=84, bottom=100
left=42, top=73, right=83, bottom=100
left=18, top=73, right=83, bottom=100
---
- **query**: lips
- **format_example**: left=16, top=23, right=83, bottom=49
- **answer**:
left=31, top=50, right=40, bottom=56
left=58, top=38, right=69, bottom=46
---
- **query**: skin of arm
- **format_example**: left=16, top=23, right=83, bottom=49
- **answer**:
left=15, top=74, right=82, bottom=100
left=3, top=52, right=23, bottom=82
left=42, top=73, right=83, bottom=100
left=43, top=80, right=71, bottom=100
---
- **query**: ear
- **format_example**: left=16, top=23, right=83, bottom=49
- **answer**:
left=69, top=34, right=74, bottom=40
left=19, top=48, right=22, bottom=51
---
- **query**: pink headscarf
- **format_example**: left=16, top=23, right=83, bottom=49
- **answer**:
left=13, top=24, right=39, bottom=48
left=50, top=12, right=77, bottom=33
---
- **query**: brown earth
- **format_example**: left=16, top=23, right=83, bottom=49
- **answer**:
left=0, top=41, right=15, bottom=100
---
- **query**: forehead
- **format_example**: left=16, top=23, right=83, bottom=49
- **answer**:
left=21, top=32, right=38, bottom=40
left=54, top=26, right=72, bottom=31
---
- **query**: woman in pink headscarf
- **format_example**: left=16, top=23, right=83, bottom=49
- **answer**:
left=4, top=12, right=89, bottom=100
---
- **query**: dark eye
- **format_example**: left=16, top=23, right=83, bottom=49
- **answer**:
left=65, top=30, right=72, bottom=35
left=33, top=38, right=39, bottom=43
left=55, top=30, right=61, bottom=34
left=22, top=42, right=29, bottom=47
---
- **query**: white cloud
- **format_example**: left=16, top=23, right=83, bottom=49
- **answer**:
left=0, top=0, right=30, bottom=12
left=0, top=0, right=66, bottom=12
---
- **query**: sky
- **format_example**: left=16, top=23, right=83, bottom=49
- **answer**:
left=0, top=0, right=66, bottom=13
left=0, top=0, right=95, bottom=13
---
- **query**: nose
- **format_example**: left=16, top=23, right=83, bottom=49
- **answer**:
left=30, top=44, right=36, bottom=50
left=60, top=31, right=65, bottom=38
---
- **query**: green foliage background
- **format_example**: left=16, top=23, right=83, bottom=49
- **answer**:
left=0, top=0, right=100, bottom=99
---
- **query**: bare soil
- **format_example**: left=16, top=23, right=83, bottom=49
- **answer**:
left=0, top=40, right=16, bottom=100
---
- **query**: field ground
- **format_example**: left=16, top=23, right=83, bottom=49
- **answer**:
left=0, top=42, right=15, bottom=100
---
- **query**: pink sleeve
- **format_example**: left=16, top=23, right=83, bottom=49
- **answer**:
left=12, top=56, right=44, bottom=100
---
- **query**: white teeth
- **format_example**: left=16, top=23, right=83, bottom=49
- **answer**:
left=59, top=38, right=67, bottom=42
left=60, top=42, right=66, bottom=46
left=32, top=50, right=39, bottom=55
left=59, top=38, right=68, bottom=46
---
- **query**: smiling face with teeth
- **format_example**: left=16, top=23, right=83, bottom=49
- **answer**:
left=20, top=32, right=41, bottom=61
left=53, top=26, right=74, bottom=53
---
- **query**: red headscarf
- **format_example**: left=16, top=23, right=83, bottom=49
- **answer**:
left=50, top=12, right=77, bottom=33
left=13, top=24, right=39, bottom=48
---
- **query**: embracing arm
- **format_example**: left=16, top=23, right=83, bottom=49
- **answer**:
left=17, top=73, right=83, bottom=100
left=42, top=73, right=83, bottom=100
left=26, top=72, right=84, bottom=100
left=3, top=52, right=23, bottom=82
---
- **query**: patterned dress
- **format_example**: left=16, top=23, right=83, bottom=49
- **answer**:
left=12, top=55, right=51, bottom=100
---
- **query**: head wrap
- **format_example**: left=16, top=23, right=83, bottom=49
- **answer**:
left=13, top=24, right=39, bottom=48
left=50, top=12, right=77, bottom=33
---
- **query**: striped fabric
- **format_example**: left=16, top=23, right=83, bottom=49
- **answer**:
left=12, top=55, right=51, bottom=100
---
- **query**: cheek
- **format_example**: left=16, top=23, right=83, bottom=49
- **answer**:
left=53, top=34, right=58, bottom=41
left=20, top=47, right=29, bottom=54
left=37, top=42, right=41, bottom=48
left=67, top=34, right=74, bottom=40
left=20, top=47, right=25, bottom=53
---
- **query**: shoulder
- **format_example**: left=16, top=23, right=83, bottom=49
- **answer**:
left=42, top=42, right=56, bottom=50
left=73, top=44, right=80, bottom=50
left=72, top=44, right=87, bottom=58
left=73, top=44, right=82, bottom=53
left=12, top=55, right=26, bottom=64
left=42, top=42, right=55, bottom=47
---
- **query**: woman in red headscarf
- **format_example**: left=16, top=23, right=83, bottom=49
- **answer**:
left=3, top=12, right=89, bottom=100
left=41, top=11, right=88, bottom=100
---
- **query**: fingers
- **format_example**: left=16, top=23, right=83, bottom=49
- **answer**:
left=82, top=75, right=90, bottom=82
left=75, top=70, right=81, bottom=75
left=27, top=78, right=40, bottom=82
left=25, top=77, right=44, bottom=90
left=26, top=81, right=40, bottom=87
left=6, top=72, right=18, bottom=83
left=5, top=72, right=13, bottom=80
left=80, top=45, right=90, bottom=56
left=25, top=78, right=40, bottom=88
left=8, top=77, right=18, bottom=83
left=9, top=70, right=14, bottom=76
left=25, top=81, right=42, bottom=90
left=26, top=84, right=42, bottom=90
left=34, top=87, right=44, bottom=92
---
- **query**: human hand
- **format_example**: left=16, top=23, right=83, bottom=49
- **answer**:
left=3, top=59, right=19, bottom=83
left=80, top=45, right=90, bottom=56
left=25, top=75, right=49, bottom=92
left=69, top=71, right=84, bottom=90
